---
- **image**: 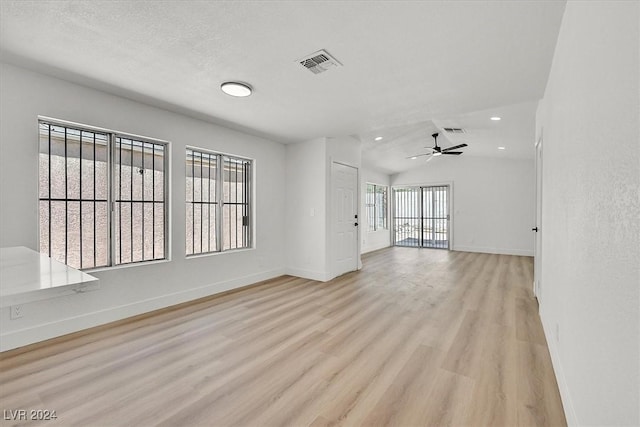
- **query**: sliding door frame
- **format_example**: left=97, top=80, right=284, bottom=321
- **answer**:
left=392, top=181, right=454, bottom=250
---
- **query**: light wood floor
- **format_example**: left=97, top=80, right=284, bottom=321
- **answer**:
left=0, top=248, right=566, bottom=427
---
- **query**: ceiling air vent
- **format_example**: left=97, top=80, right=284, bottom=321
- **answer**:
left=298, top=49, right=342, bottom=74
left=443, top=128, right=466, bottom=134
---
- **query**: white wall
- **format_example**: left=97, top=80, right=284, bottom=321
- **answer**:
left=0, top=63, right=287, bottom=351
left=392, top=155, right=535, bottom=256
left=284, top=135, right=363, bottom=281
left=285, top=138, right=328, bottom=281
left=362, top=167, right=392, bottom=254
left=326, top=136, right=362, bottom=168
left=536, top=2, right=639, bottom=425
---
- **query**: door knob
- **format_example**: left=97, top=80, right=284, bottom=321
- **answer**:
left=354, top=222, right=358, bottom=227
left=532, top=227, right=538, bottom=232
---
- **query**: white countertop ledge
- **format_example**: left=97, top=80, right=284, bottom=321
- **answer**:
left=0, top=247, right=99, bottom=308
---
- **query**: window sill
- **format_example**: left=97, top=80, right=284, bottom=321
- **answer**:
left=87, top=258, right=171, bottom=274
left=186, top=247, right=255, bottom=260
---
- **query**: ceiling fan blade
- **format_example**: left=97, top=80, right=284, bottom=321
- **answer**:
left=406, top=153, right=431, bottom=159
left=442, top=143, right=468, bottom=152
left=425, top=155, right=434, bottom=162
left=443, top=151, right=463, bottom=155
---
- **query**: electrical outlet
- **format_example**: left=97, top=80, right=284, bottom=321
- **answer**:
left=10, top=305, right=23, bottom=320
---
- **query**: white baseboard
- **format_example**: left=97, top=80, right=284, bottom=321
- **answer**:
left=541, top=312, right=579, bottom=426
left=0, top=268, right=285, bottom=352
left=362, top=243, right=391, bottom=254
left=453, top=245, right=534, bottom=257
left=285, top=267, right=331, bottom=282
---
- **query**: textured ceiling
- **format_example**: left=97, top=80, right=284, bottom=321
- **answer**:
left=0, top=1, right=566, bottom=173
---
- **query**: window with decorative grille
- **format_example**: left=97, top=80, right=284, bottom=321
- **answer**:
left=38, top=120, right=168, bottom=269
left=186, top=147, right=252, bottom=256
left=366, top=183, right=388, bottom=232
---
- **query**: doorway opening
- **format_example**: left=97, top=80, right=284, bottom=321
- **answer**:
left=534, top=136, right=543, bottom=301
left=393, top=185, right=450, bottom=249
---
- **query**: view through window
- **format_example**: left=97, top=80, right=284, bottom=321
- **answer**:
left=39, top=121, right=167, bottom=269
left=186, top=148, right=252, bottom=256
left=366, top=183, right=388, bottom=232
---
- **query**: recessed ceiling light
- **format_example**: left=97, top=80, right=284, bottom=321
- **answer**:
left=410, top=156, right=418, bottom=160
left=221, top=81, right=252, bottom=97
left=374, top=136, right=383, bottom=141
left=498, top=146, right=506, bottom=150
left=490, top=116, right=501, bottom=121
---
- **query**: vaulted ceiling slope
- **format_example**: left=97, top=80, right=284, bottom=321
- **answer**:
left=0, top=1, right=566, bottom=170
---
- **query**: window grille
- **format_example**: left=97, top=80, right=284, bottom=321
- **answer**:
left=38, top=120, right=168, bottom=269
left=186, top=148, right=252, bottom=256
left=393, top=185, right=449, bottom=249
left=365, top=183, right=388, bottom=232
left=114, top=136, right=166, bottom=264
left=186, top=149, right=218, bottom=255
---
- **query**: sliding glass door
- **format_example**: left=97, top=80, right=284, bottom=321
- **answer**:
left=394, top=185, right=450, bottom=249
left=421, top=185, right=449, bottom=248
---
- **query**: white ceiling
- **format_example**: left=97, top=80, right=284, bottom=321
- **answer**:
left=0, top=1, right=566, bottom=174
left=363, top=101, right=539, bottom=174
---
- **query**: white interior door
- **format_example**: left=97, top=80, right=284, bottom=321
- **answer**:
left=332, top=162, right=359, bottom=277
left=534, top=136, right=543, bottom=301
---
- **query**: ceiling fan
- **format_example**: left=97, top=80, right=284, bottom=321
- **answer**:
left=407, top=132, right=468, bottom=162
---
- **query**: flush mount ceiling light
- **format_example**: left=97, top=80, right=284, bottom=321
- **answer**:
left=490, top=116, right=502, bottom=121
left=498, top=146, right=506, bottom=150
left=221, top=81, right=252, bottom=97
left=374, top=136, right=383, bottom=141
